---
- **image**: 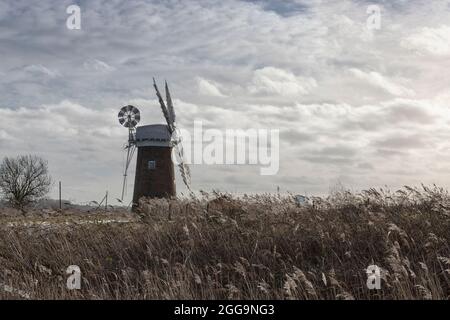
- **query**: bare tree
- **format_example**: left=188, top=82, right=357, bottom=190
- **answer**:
left=0, top=155, right=52, bottom=210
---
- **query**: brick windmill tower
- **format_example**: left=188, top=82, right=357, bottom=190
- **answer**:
left=118, top=80, right=191, bottom=207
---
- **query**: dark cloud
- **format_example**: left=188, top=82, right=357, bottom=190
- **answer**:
left=374, top=148, right=409, bottom=158
left=357, top=162, right=375, bottom=170
left=301, top=156, right=354, bottom=166
left=280, top=129, right=316, bottom=145
left=242, top=0, right=309, bottom=17
left=387, top=103, right=435, bottom=124
left=374, top=135, right=429, bottom=150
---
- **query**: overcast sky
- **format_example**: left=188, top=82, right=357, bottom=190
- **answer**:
left=1, top=0, right=450, bottom=203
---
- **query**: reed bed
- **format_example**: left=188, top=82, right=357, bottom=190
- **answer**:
left=0, top=186, right=448, bottom=300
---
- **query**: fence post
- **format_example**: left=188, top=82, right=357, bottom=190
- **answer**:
left=59, top=181, right=62, bottom=210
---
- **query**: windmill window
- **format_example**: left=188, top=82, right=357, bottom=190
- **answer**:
left=148, top=160, right=156, bottom=170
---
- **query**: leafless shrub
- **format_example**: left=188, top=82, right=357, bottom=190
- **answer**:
left=0, top=155, right=52, bottom=210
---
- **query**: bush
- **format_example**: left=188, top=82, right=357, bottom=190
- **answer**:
left=0, top=155, right=52, bottom=210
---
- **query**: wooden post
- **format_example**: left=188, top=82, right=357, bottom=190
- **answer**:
left=59, top=181, right=62, bottom=210
left=105, top=191, right=108, bottom=210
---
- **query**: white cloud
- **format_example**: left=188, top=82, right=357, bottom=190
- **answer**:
left=402, top=25, right=450, bottom=56
left=249, top=67, right=317, bottom=96
left=22, top=64, right=60, bottom=78
left=197, top=78, right=225, bottom=97
left=350, top=68, right=414, bottom=97
left=83, top=59, right=116, bottom=73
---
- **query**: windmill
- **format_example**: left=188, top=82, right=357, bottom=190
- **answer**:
left=118, top=105, right=140, bottom=201
left=118, top=79, right=191, bottom=208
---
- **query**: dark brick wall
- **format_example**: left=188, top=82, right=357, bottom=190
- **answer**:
left=132, top=146, right=176, bottom=205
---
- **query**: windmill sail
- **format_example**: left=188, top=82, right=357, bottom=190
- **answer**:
left=165, top=81, right=176, bottom=125
left=154, top=79, right=192, bottom=193
left=153, top=78, right=174, bottom=133
left=175, top=142, right=192, bottom=191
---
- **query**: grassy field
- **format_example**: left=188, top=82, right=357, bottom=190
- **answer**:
left=0, top=186, right=449, bottom=300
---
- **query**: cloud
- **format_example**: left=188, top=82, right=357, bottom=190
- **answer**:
left=357, top=162, right=374, bottom=170
left=0, top=100, right=126, bottom=201
left=350, top=68, right=414, bottom=97
left=197, top=78, right=226, bottom=97
left=249, top=67, right=317, bottom=96
left=83, top=59, right=116, bottom=73
left=22, top=64, right=60, bottom=78
left=386, top=102, right=435, bottom=125
left=374, top=135, right=429, bottom=150
left=1, top=0, right=450, bottom=201
left=402, top=25, right=450, bottom=56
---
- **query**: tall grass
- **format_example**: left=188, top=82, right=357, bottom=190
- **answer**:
left=0, top=186, right=448, bottom=299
